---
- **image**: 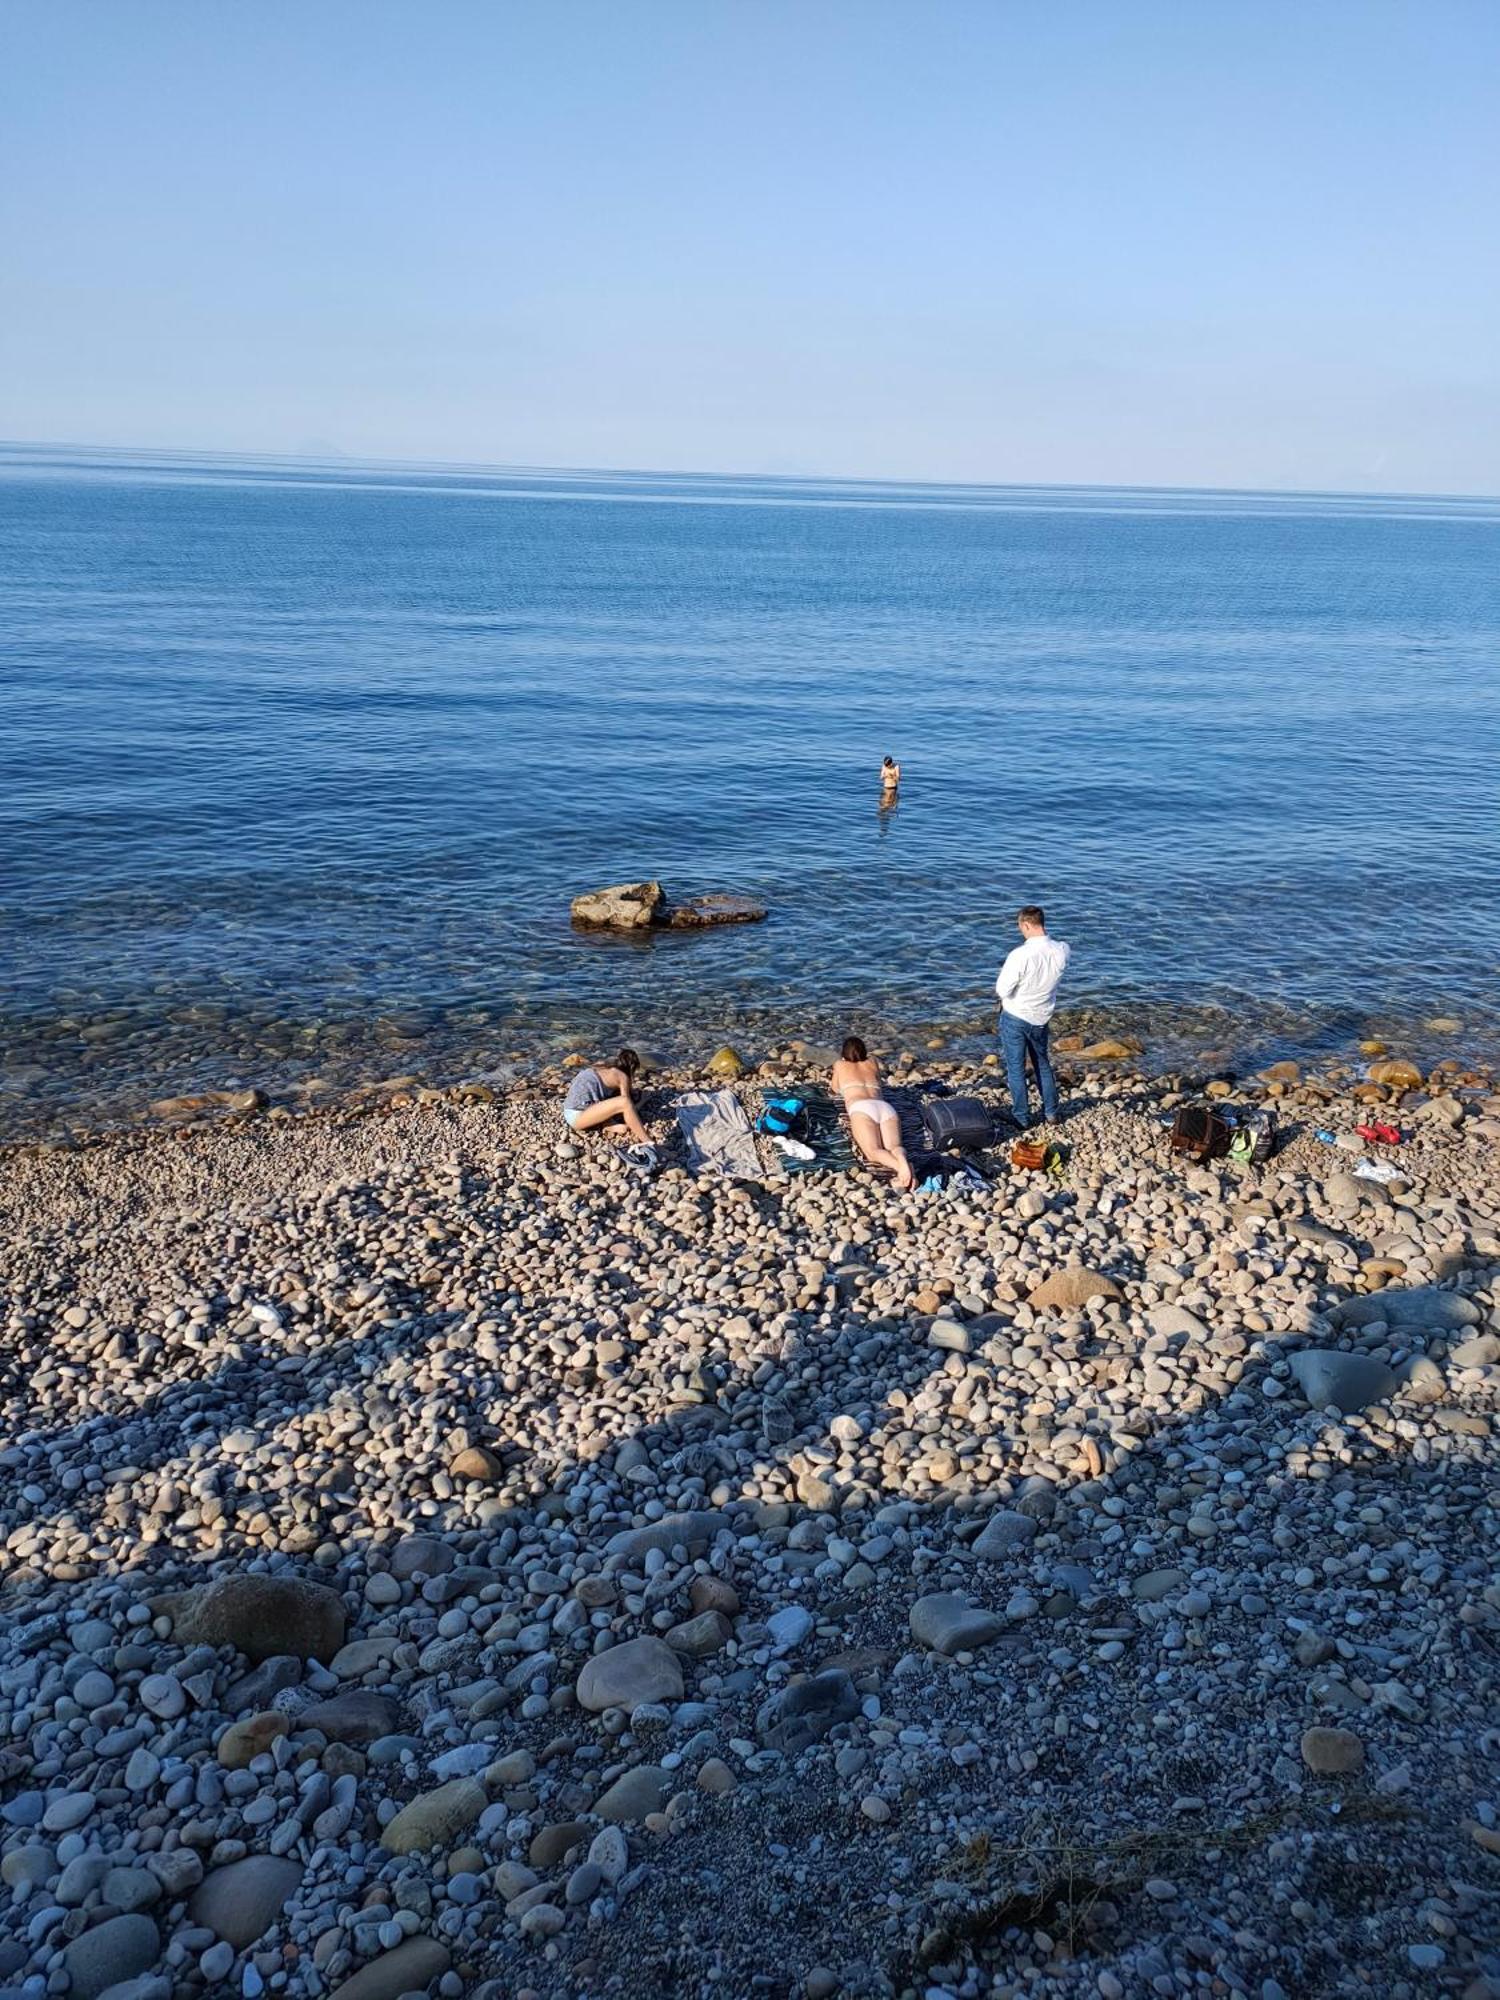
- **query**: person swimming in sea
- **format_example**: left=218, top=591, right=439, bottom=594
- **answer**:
left=831, top=1034, right=915, bottom=1189
left=880, top=755, right=901, bottom=793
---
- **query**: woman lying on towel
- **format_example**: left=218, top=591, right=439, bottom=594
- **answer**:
left=831, top=1035, right=915, bottom=1190
left=561, top=1048, right=650, bottom=1144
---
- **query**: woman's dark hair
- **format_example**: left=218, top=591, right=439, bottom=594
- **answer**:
left=841, top=1035, right=868, bottom=1062
left=616, top=1047, right=641, bottom=1078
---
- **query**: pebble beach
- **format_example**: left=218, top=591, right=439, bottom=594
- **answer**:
left=1, top=1048, right=1498, bottom=2000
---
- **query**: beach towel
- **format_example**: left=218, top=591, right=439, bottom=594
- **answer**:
left=768, top=1083, right=964, bottom=1179
left=675, top=1089, right=763, bottom=1179
left=768, top=1085, right=859, bottom=1174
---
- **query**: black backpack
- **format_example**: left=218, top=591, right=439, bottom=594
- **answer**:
left=1227, top=1107, right=1277, bottom=1165
left=921, top=1097, right=995, bottom=1152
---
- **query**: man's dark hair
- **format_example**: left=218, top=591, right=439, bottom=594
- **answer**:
left=841, top=1035, right=868, bottom=1062
left=1018, top=905, right=1045, bottom=929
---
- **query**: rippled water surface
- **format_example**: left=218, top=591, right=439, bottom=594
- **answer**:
left=2, top=445, right=1498, bottom=1127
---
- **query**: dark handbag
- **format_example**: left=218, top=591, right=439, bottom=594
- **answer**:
left=921, top=1096, right=994, bottom=1152
left=1170, top=1103, right=1230, bottom=1162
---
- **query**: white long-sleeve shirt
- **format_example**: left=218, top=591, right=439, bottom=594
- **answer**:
left=995, top=933, right=1071, bottom=1025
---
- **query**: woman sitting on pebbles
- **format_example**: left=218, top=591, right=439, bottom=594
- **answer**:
left=831, top=1035, right=915, bottom=1190
left=562, top=1049, right=650, bottom=1144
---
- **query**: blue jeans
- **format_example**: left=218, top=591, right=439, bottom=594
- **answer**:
left=1000, top=1011, right=1059, bottom=1126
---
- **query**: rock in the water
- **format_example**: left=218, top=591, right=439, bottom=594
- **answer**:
left=706, top=1045, right=747, bottom=1078
left=576, top=1636, right=684, bottom=1713
left=380, top=1778, right=486, bottom=1854
left=1288, top=1348, right=1398, bottom=1414
left=1330, top=1288, right=1481, bottom=1332
left=326, top=1938, right=452, bottom=2000
left=756, top=1670, right=860, bottom=1754
left=1450, top=1332, right=1500, bottom=1367
left=570, top=881, right=663, bottom=930
left=1300, top=1726, right=1365, bottom=1775
left=1026, top=1268, right=1123, bottom=1313
left=1368, top=1059, right=1422, bottom=1089
left=664, top=894, right=767, bottom=929
left=166, top=1575, right=346, bottom=1664
left=909, top=1591, right=1005, bottom=1654
left=190, top=1855, right=303, bottom=1948
left=61, top=1915, right=160, bottom=2000
left=148, top=1088, right=263, bottom=1122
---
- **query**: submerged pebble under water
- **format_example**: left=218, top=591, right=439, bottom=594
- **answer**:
left=2, top=445, right=1499, bottom=1129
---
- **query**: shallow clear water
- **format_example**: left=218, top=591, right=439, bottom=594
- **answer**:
left=2, top=444, right=1498, bottom=1128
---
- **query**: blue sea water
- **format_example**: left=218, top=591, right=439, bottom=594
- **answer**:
left=2, top=443, right=1498, bottom=1129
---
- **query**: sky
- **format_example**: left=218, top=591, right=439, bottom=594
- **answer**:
left=2, top=0, right=1498, bottom=492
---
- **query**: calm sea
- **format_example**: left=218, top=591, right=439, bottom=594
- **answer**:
left=2, top=444, right=1498, bottom=1131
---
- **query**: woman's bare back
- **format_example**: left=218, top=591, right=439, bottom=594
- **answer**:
left=832, top=1056, right=882, bottom=1106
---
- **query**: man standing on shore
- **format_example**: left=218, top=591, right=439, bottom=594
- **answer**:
left=995, top=904, right=1070, bottom=1128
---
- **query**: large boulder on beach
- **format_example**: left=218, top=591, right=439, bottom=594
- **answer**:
left=756, top=1670, right=860, bottom=1754
left=380, top=1778, right=486, bottom=1854
left=576, top=1636, right=684, bottom=1712
left=605, top=1511, right=729, bottom=1561
left=162, top=1574, right=346, bottom=1663
left=1026, top=1268, right=1123, bottom=1313
left=910, top=1591, right=1006, bottom=1655
left=570, top=882, right=663, bottom=929
left=1289, top=1348, right=1397, bottom=1415
left=61, top=1915, right=160, bottom=2000
left=190, top=1855, right=303, bottom=1947
left=326, top=1939, right=452, bottom=2000
left=1329, top=1287, right=1480, bottom=1332
left=298, top=1692, right=400, bottom=1744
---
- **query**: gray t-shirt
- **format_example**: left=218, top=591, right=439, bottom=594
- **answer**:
left=564, top=1066, right=610, bottom=1113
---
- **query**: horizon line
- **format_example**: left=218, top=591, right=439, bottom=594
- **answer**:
left=2, top=435, right=1498, bottom=511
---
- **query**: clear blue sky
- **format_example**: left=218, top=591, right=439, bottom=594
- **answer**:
left=3, top=0, right=1497, bottom=491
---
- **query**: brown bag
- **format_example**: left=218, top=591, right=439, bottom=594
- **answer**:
left=1011, top=1139, right=1047, bottom=1170
left=1170, top=1104, right=1230, bottom=1162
